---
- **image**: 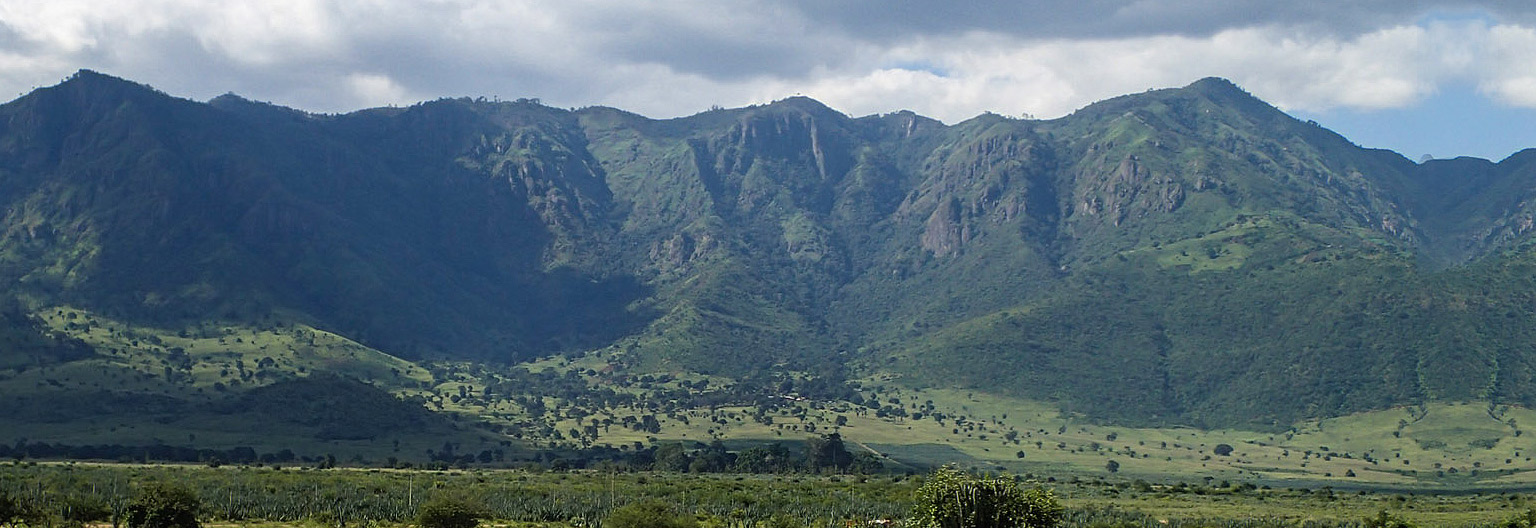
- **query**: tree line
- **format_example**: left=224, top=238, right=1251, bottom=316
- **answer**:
left=3, top=432, right=884, bottom=475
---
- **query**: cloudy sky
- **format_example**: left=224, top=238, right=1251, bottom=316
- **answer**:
left=2, top=1, right=1535, bottom=160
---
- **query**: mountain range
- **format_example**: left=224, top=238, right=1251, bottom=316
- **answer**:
left=6, top=70, right=1536, bottom=441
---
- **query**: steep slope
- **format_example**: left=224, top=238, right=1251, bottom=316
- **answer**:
left=578, top=100, right=857, bottom=374
left=830, top=113, right=1065, bottom=342
left=0, top=71, right=647, bottom=362
left=1042, top=78, right=1418, bottom=259
left=870, top=80, right=1516, bottom=429
left=1399, top=150, right=1536, bottom=263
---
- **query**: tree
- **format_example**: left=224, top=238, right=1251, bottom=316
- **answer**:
left=1213, top=444, right=1234, bottom=456
left=851, top=452, right=885, bottom=474
left=126, top=483, right=200, bottom=528
left=911, top=467, right=1062, bottom=528
left=604, top=501, right=697, bottom=528
left=1105, top=460, right=1120, bottom=473
left=689, top=439, right=733, bottom=473
left=652, top=443, right=692, bottom=472
left=804, top=432, right=853, bottom=472
left=734, top=443, right=793, bottom=473
left=416, top=496, right=485, bottom=528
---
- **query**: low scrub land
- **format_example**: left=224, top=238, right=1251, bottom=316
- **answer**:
left=6, top=463, right=1536, bottom=528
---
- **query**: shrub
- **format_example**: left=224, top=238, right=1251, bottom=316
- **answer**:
left=0, top=494, right=29, bottom=527
left=911, top=467, right=1062, bottom=528
left=1364, top=510, right=1415, bottom=528
left=759, top=514, right=805, bottom=528
left=604, top=501, right=698, bottom=528
left=416, top=496, right=486, bottom=528
left=60, top=495, right=112, bottom=527
left=126, top=482, right=201, bottom=528
left=1502, top=509, right=1536, bottom=528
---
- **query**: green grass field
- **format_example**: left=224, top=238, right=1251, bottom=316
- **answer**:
left=505, top=360, right=1536, bottom=489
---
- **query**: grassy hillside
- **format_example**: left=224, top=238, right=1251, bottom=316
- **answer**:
left=12, top=302, right=1536, bottom=488
left=0, top=306, right=497, bottom=462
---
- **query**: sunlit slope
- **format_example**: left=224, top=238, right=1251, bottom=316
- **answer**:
left=0, top=306, right=494, bottom=458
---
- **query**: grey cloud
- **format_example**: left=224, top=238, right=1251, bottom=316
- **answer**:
left=604, top=29, right=842, bottom=80
left=8, top=0, right=1536, bottom=119
left=544, top=4, right=860, bottom=81
left=278, top=1, right=857, bottom=105
left=783, top=0, right=1536, bottom=41
left=0, top=21, right=34, bottom=54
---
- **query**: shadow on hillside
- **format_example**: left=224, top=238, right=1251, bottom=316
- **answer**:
left=518, top=267, right=658, bottom=357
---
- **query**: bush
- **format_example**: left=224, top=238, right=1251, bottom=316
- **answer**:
left=759, top=513, right=804, bottom=528
left=911, top=467, right=1062, bottom=528
left=416, top=496, right=486, bottom=528
left=1364, top=510, right=1415, bottom=528
left=604, top=501, right=698, bottom=528
left=0, top=494, right=29, bottom=527
left=1501, top=508, right=1536, bottom=528
left=126, top=482, right=201, bottom=528
left=60, top=495, right=112, bottom=527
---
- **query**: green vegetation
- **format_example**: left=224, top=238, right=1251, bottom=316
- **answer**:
left=127, top=482, right=201, bottom=528
left=10, top=302, right=1536, bottom=488
left=604, top=501, right=698, bottom=528
left=17, top=71, right=1536, bottom=492
left=12, top=464, right=1536, bottom=527
left=1498, top=508, right=1536, bottom=528
left=0, top=494, right=30, bottom=527
left=1366, top=509, right=1418, bottom=528
left=417, top=495, right=487, bottom=528
left=911, top=467, right=1061, bottom=528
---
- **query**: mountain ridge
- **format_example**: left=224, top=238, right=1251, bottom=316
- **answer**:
left=7, top=70, right=1536, bottom=436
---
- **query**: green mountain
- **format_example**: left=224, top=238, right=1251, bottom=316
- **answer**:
left=7, top=70, right=1536, bottom=449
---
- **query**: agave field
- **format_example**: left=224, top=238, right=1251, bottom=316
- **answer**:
left=2, top=463, right=913, bottom=528
left=8, top=462, right=1536, bottom=527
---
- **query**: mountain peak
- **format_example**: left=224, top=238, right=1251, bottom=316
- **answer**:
left=11, top=69, right=178, bottom=115
left=67, top=69, right=119, bottom=82
left=0, top=69, right=192, bottom=137
left=762, top=95, right=846, bottom=119
left=1181, top=77, right=1275, bottom=114
left=57, top=69, right=162, bottom=95
left=208, top=92, right=323, bottom=126
left=208, top=92, right=252, bottom=106
left=1185, top=76, right=1243, bottom=93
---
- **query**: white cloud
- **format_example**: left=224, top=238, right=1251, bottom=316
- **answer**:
left=3, top=1, right=1536, bottom=122
left=345, top=72, right=414, bottom=108
left=1479, top=24, right=1536, bottom=106
left=785, top=23, right=1480, bottom=123
left=192, top=1, right=342, bottom=66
